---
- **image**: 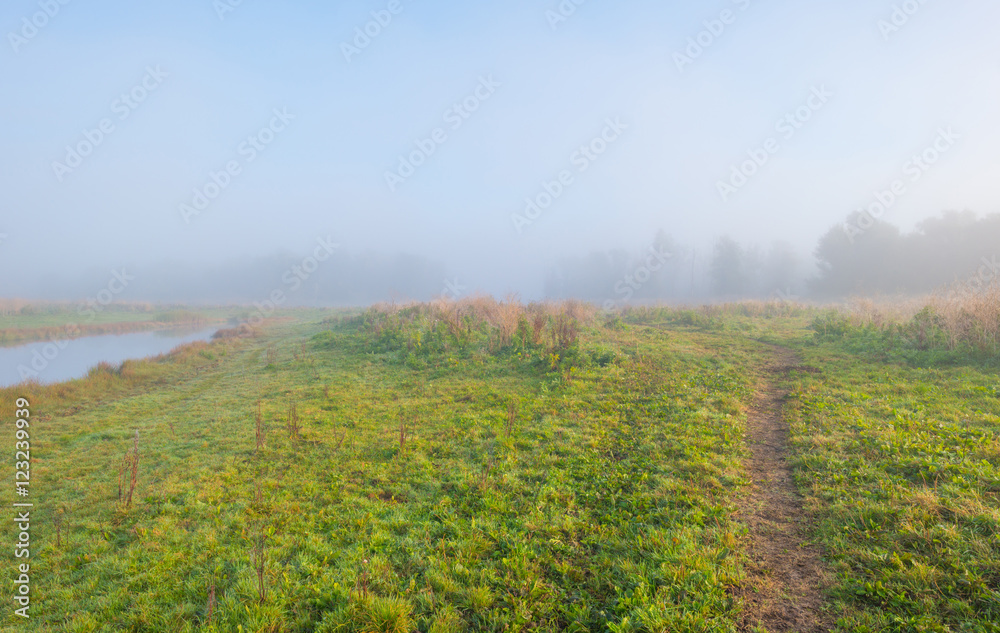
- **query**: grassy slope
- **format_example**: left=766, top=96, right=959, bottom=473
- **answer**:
left=2, top=311, right=769, bottom=632
left=3, top=306, right=999, bottom=632
left=780, top=337, right=1000, bottom=633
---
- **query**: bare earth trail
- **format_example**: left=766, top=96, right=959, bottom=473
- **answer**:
left=737, top=344, right=831, bottom=632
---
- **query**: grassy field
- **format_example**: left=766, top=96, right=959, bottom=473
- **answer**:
left=1, top=299, right=998, bottom=632
left=0, top=303, right=242, bottom=347
left=784, top=322, right=1000, bottom=632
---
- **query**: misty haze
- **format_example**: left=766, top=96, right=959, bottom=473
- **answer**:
left=2, top=1, right=999, bottom=631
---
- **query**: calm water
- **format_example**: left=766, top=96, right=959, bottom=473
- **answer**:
left=0, top=327, right=219, bottom=387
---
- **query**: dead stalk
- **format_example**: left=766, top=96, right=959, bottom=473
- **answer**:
left=506, top=398, right=517, bottom=438
left=118, top=431, right=140, bottom=510
left=54, top=510, right=64, bottom=548
left=251, top=527, right=267, bottom=604
left=207, top=579, right=216, bottom=625
left=255, top=401, right=266, bottom=450
left=287, top=402, right=301, bottom=439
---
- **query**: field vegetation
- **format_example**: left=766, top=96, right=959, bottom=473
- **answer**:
left=0, top=301, right=238, bottom=347
left=0, top=291, right=998, bottom=632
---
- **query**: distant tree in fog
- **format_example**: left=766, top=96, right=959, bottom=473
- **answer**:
left=760, top=241, right=801, bottom=295
left=710, top=236, right=748, bottom=296
left=811, top=210, right=1000, bottom=296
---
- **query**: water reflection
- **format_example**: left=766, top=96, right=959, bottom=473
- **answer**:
left=0, top=327, right=219, bottom=387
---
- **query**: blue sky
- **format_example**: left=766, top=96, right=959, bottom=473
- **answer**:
left=2, top=0, right=998, bottom=296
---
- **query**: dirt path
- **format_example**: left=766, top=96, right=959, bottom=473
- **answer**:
left=737, top=345, right=830, bottom=632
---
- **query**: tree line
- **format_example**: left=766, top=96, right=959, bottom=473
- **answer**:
left=547, top=211, right=1000, bottom=302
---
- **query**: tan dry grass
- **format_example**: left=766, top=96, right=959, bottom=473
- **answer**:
left=842, top=280, right=1000, bottom=353
left=366, top=295, right=598, bottom=351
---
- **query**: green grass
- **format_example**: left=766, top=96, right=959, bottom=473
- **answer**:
left=782, top=333, right=1000, bottom=632
left=0, top=305, right=243, bottom=347
left=2, top=308, right=768, bottom=632
left=2, top=303, right=1000, bottom=632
